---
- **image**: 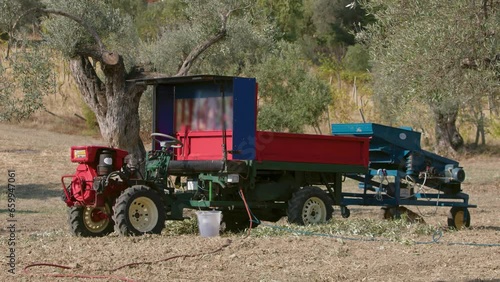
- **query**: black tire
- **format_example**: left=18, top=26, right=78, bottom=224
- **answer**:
left=68, top=203, right=114, bottom=237
left=380, top=207, right=390, bottom=219
left=380, top=207, right=401, bottom=220
left=113, top=185, right=166, bottom=236
left=448, top=207, right=471, bottom=229
left=287, top=186, right=334, bottom=225
left=221, top=211, right=257, bottom=233
left=341, top=206, right=350, bottom=218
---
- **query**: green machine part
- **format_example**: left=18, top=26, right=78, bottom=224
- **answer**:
left=165, top=159, right=365, bottom=221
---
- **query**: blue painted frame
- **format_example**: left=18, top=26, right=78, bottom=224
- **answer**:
left=151, top=76, right=258, bottom=160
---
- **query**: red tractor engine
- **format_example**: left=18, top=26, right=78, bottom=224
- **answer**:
left=62, top=146, right=129, bottom=207
left=61, top=146, right=129, bottom=237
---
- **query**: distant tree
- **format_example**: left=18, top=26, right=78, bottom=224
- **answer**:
left=106, top=0, right=148, bottom=18
left=256, top=42, right=331, bottom=133
left=0, top=48, right=55, bottom=121
left=109, top=0, right=186, bottom=41
left=254, top=0, right=374, bottom=62
left=255, top=0, right=305, bottom=42
left=309, top=0, right=367, bottom=45
left=300, top=0, right=374, bottom=64
left=362, top=0, right=499, bottom=153
left=343, top=43, right=370, bottom=72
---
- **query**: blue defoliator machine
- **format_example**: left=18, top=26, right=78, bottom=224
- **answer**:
left=331, top=123, right=476, bottom=228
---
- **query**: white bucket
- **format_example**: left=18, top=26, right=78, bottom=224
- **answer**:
left=195, top=210, right=221, bottom=237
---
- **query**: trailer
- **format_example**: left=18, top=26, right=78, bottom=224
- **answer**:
left=61, top=75, right=475, bottom=237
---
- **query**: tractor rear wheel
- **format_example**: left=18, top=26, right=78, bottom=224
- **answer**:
left=287, top=186, right=333, bottom=225
left=68, top=203, right=114, bottom=237
left=448, top=207, right=470, bottom=229
left=113, top=185, right=166, bottom=236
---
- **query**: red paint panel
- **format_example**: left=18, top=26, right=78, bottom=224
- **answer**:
left=173, top=130, right=369, bottom=167
left=70, top=146, right=128, bottom=169
left=175, top=130, right=233, bottom=160
left=255, top=131, right=369, bottom=167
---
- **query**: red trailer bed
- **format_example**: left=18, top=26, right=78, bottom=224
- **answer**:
left=175, top=130, right=369, bottom=168
left=255, top=131, right=369, bottom=166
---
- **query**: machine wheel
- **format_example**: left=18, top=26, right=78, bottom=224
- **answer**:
left=113, top=185, right=166, bottom=236
left=221, top=211, right=257, bottom=233
left=287, top=186, right=334, bottom=225
left=341, top=206, right=350, bottom=218
left=68, top=203, right=114, bottom=237
left=448, top=207, right=470, bottom=229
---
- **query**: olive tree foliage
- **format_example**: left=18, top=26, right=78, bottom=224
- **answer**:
left=361, top=0, right=499, bottom=153
left=0, top=48, right=55, bottom=121
left=0, top=0, right=54, bottom=121
left=41, top=0, right=140, bottom=68
left=131, top=1, right=185, bottom=41
left=255, top=0, right=305, bottom=42
left=301, top=0, right=374, bottom=64
left=0, top=0, right=41, bottom=38
left=256, top=42, right=332, bottom=133
left=343, top=43, right=370, bottom=72
left=141, top=0, right=275, bottom=76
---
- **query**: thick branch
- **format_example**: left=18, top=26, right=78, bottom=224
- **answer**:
left=175, top=31, right=226, bottom=76
left=175, top=6, right=248, bottom=76
left=8, top=8, right=118, bottom=65
left=69, top=56, right=107, bottom=116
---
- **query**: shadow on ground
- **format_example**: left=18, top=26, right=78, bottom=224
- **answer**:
left=0, top=209, right=39, bottom=215
left=473, top=226, right=500, bottom=231
left=13, top=183, right=63, bottom=200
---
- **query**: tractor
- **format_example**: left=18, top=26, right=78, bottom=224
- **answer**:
left=61, top=75, right=474, bottom=237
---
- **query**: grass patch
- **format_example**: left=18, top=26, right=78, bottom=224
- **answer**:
left=251, top=216, right=438, bottom=243
left=163, top=217, right=199, bottom=236
left=28, top=229, right=68, bottom=240
left=162, top=214, right=439, bottom=244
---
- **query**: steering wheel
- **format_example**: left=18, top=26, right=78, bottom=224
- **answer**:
left=151, top=133, right=183, bottom=149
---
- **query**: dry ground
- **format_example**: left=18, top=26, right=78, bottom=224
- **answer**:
left=0, top=123, right=499, bottom=282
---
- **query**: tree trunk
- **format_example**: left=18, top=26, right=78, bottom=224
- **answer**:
left=434, top=109, right=464, bottom=154
left=69, top=56, right=146, bottom=161
left=474, top=111, right=486, bottom=147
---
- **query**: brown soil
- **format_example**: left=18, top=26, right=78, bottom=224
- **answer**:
left=0, top=123, right=499, bottom=281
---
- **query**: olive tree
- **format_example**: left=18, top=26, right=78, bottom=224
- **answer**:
left=4, top=0, right=258, bottom=160
left=361, top=0, right=499, bottom=153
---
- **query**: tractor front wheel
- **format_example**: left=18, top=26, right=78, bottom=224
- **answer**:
left=113, top=185, right=166, bottom=236
left=287, top=186, right=333, bottom=225
left=68, top=203, right=114, bottom=237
